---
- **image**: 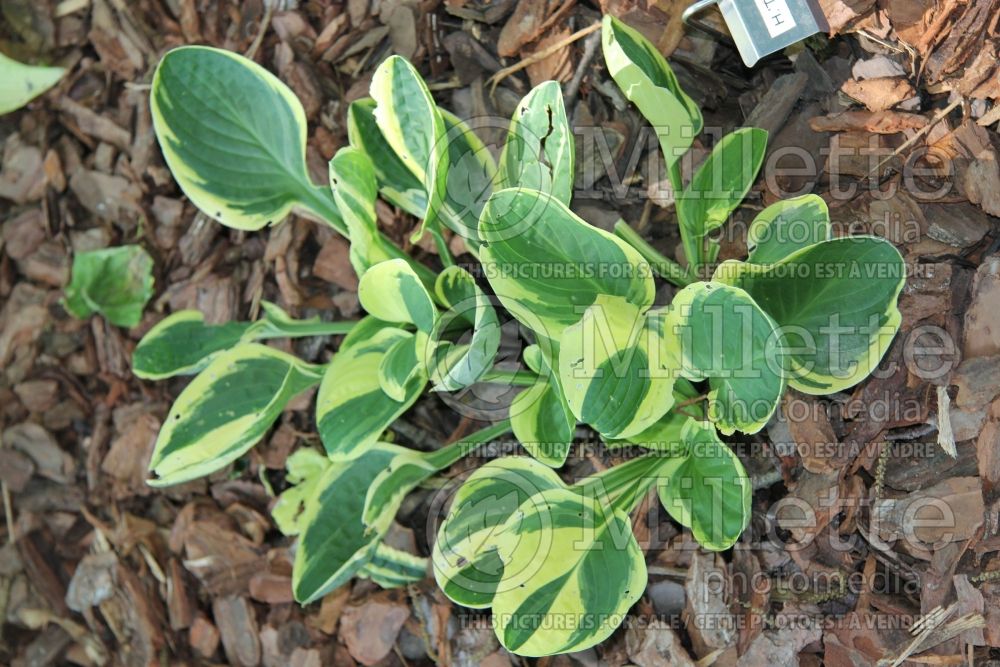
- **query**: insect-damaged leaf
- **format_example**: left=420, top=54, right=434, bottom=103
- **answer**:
left=497, top=81, right=574, bottom=205
left=64, top=245, right=154, bottom=328
left=148, top=344, right=323, bottom=486
left=272, top=448, right=330, bottom=536
left=151, top=46, right=341, bottom=232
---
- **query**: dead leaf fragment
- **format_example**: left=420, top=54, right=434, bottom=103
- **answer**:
left=842, top=77, right=916, bottom=112
left=340, top=589, right=410, bottom=666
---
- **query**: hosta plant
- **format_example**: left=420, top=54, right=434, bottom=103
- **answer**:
left=140, top=16, right=905, bottom=657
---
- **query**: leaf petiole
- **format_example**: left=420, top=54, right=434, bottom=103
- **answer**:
left=613, top=220, right=692, bottom=288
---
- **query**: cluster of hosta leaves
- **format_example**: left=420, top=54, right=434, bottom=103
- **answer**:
left=140, top=15, right=906, bottom=657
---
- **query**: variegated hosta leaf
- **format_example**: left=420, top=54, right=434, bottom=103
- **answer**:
left=428, top=266, right=501, bottom=391
left=497, top=81, right=574, bottom=204
left=0, top=52, right=64, bottom=115
left=370, top=56, right=449, bottom=242
left=665, top=282, right=785, bottom=436
left=434, top=457, right=647, bottom=655
left=479, top=188, right=655, bottom=341
left=363, top=419, right=514, bottom=536
left=358, top=258, right=438, bottom=333
left=360, top=543, right=428, bottom=587
left=601, top=15, right=702, bottom=171
left=677, top=127, right=767, bottom=267
left=133, top=302, right=355, bottom=380
left=148, top=344, right=323, bottom=486
left=363, top=452, right=436, bottom=536
left=272, top=448, right=330, bottom=536
left=608, top=378, right=699, bottom=452
left=293, top=442, right=411, bottom=603
left=133, top=311, right=252, bottom=380
left=559, top=295, right=676, bottom=440
left=746, top=194, right=830, bottom=264
left=657, top=419, right=751, bottom=550
left=151, top=46, right=342, bottom=232
left=714, top=236, right=905, bottom=395
left=511, top=347, right=575, bottom=467
left=316, top=324, right=425, bottom=459
left=346, top=98, right=427, bottom=217
left=491, top=487, right=646, bottom=655
left=433, top=458, right=565, bottom=608
left=347, top=97, right=496, bottom=243
left=378, top=333, right=428, bottom=402
left=330, top=146, right=392, bottom=277
left=438, top=108, right=497, bottom=245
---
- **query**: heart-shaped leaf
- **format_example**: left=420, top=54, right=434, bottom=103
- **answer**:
left=490, top=485, right=646, bottom=655
left=715, top=236, right=905, bottom=395
left=433, top=457, right=564, bottom=608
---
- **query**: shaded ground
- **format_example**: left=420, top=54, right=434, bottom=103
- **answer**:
left=2, top=0, right=1000, bottom=665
